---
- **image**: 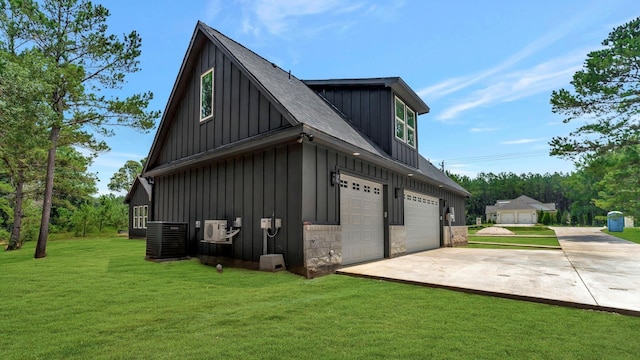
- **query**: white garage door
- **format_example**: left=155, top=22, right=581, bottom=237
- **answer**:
left=340, top=174, right=384, bottom=265
left=517, top=212, right=535, bottom=224
left=404, top=190, right=440, bottom=252
left=499, top=212, right=514, bottom=224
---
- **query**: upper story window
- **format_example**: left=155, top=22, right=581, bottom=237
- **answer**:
left=395, top=96, right=416, bottom=147
left=200, top=69, right=214, bottom=121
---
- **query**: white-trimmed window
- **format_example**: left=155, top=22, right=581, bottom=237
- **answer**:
left=142, top=205, right=148, bottom=229
left=395, top=96, right=416, bottom=147
left=132, top=205, right=148, bottom=229
left=133, top=206, right=139, bottom=229
left=200, top=68, right=214, bottom=121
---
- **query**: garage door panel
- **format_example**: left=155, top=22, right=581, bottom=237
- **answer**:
left=340, top=175, right=384, bottom=265
left=518, top=212, right=533, bottom=224
left=404, top=190, right=440, bottom=252
left=499, top=212, right=514, bottom=224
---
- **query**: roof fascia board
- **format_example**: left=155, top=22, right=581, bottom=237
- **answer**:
left=143, top=125, right=303, bottom=177
left=144, top=26, right=207, bottom=172
left=304, top=77, right=429, bottom=114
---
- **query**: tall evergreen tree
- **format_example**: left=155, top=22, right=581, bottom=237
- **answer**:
left=2, top=0, right=159, bottom=257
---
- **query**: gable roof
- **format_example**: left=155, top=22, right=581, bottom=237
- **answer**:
left=486, top=195, right=556, bottom=212
left=143, top=21, right=469, bottom=197
left=124, top=176, right=152, bottom=203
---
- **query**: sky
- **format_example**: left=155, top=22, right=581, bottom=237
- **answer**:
left=93, top=0, right=640, bottom=195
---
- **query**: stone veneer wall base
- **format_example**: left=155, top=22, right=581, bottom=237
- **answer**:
left=303, top=224, right=342, bottom=278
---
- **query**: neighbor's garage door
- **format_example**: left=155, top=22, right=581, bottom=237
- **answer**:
left=404, top=190, right=440, bottom=252
left=340, top=174, right=384, bottom=265
left=517, top=212, right=535, bottom=224
left=499, top=212, right=514, bottom=224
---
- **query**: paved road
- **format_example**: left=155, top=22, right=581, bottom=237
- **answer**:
left=338, top=227, right=640, bottom=315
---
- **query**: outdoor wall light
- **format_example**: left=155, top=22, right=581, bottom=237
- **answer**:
left=331, top=171, right=340, bottom=186
left=297, top=132, right=314, bottom=143
left=394, top=187, right=402, bottom=198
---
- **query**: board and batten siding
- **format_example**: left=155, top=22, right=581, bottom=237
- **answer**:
left=152, top=144, right=304, bottom=269
left=156, top=40, right=289, bottom=166
left=310, top=86, right=392, bottom=154
left=308, top=85, right=419, bottom=168
left=300, top=143, right=466, bottom=228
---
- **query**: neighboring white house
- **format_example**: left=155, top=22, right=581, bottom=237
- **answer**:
left=485, top=195, right=556, bottom=225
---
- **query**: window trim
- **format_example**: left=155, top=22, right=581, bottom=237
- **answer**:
left=200, top=68, right=214, bottom=122
left=132, top=205, right=148, bottom=230
left=142, top=205, right=148, bottom=230
left=394, top=96, right=416, bottom=148
left=133, top=206, right=139, bottom=229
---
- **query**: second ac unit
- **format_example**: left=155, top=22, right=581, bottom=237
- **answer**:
left=203, top=220, right=227, bottom=242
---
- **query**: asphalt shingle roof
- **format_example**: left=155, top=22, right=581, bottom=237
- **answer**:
left=200, top=22, right=468, bottom=196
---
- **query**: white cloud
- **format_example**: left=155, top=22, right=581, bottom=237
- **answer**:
left=501, top=138, right=545, bottom=145
left=204, top=0, right=222, bottom=23
left=435, top=50, right=588, bottom=121
left=469, top=127, right=499, bottom=133
left=418, top=16, right=576, bottom=102
left=241, top=0, right=362, bottom=36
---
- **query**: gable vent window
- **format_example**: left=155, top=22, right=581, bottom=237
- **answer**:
left=200, top=68, right=214, bottom=121
left=395, top=96, right=416, bottom=147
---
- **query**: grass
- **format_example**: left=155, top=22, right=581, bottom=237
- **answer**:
left=468, top=225, right=556, bottom=236
left=604, top=227, right=640, bottom=244
left=468, top=236, right=560, bottom=250
left=468, top=226, right=559, bottom=249
left=2, top=239, right=640, bottom=359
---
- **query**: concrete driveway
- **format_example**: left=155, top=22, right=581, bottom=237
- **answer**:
left=337, top=227, right=640, bottom=316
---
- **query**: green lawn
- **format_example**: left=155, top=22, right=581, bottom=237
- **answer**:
left=2, top=239, right=640, bottom=359
left=501, top=226, right=557, bottom=236
left=605, top=227, right=640, bottom=244
left=468, top=235, right=560, bottom=249
left=468, top=226, right=556, bottom=236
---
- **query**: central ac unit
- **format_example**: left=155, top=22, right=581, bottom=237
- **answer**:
left=146, top=221, right=187, bottom=259
left=204, top=220, right=228, bottom=242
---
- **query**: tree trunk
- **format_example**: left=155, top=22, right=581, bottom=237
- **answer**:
left=6, top=169, right=25, bottom=251
left=34, top=125, right=60, bottom=258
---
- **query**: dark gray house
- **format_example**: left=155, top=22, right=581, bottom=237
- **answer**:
left=140, top=21, right=469, bottom=277
left=124, top=176, right=152, bottom=239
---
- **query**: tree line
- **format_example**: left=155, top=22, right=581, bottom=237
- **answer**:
left=448, top=171, right=606, bottom=226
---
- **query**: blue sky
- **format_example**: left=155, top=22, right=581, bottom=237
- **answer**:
left=94, top=0, right=640, bottom=195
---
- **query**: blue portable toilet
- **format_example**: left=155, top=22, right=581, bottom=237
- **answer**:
left=607, top=211, right=624, bottom=232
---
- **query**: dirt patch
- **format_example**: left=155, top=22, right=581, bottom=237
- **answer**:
left=476, top=227, right=515, bottom=235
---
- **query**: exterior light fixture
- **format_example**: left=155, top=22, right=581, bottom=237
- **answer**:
left=353, top=152, right=360, bottom=156
left=331, top=171, right=340, bottom=186
left=297, top=132, right=314, bottom=143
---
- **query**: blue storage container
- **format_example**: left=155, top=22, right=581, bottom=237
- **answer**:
left=607, top=211, right=624, bottom=232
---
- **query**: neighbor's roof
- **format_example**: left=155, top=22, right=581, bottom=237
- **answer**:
left=486, top=195, right=556, bottom=212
